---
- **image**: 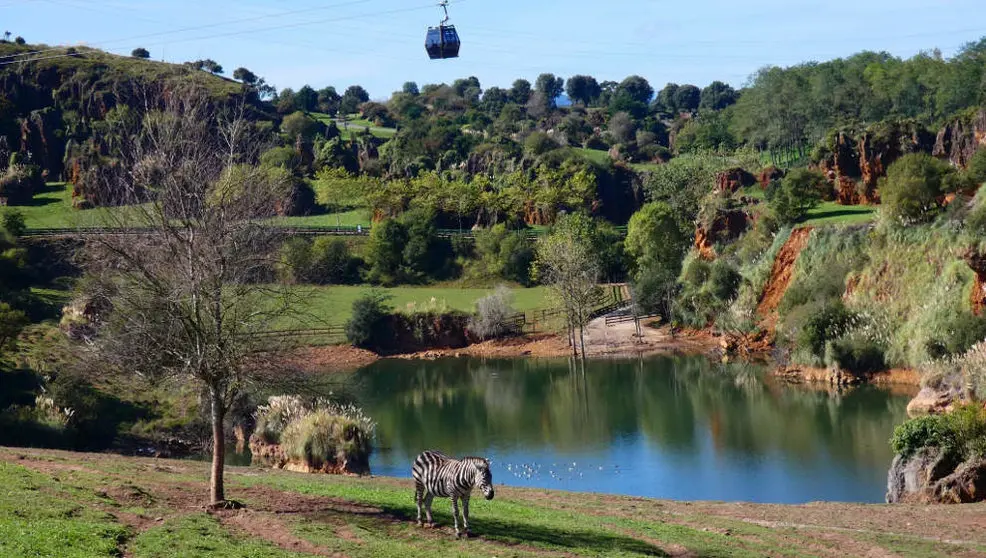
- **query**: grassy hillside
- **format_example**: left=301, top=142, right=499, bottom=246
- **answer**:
left=2, top=447, right=984, bottom=557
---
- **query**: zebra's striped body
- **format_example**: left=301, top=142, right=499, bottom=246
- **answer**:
left=411, top=450, right=494, bottom=538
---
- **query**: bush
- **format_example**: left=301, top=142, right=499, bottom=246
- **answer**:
left=879, top=153, right=953, bottom=225
left=255, top=395, right=376, bottom=474
left=823, top=336, right=886, bottom=375
left=308, top=237, right=361, bottom=284
left=280, top=409, right=373, bottom=473
left=0, top=164, right=44, bottom=205
left=470, top=224, right=535, bottom=285
left=967, top=148, right=986, bottom=187
left=469, top=285, right=520, bottom=340
left=765, top=168, right=827, bottom=224
left=891, top=404, right=986, bottom=460
left=795, top=301, right=854, bottom=359
left=891, top=414, right=958, bottom=458
left=675, top=256, right=741, bottom=327
left=345, top=292, right=392, bottom=348
left=965, top=187, right=986, bottom=234
left=2, top=210, right=26, bottom=237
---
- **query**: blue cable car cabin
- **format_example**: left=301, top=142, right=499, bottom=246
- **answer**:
left=425, top=24, right=460, bottom=59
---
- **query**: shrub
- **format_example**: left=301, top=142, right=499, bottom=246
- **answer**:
left=278, top=238, right=313, bottom=284
left=823, top=336, right=886, bottom=375
left=280, top=409, right=373, bottom=472
left=471, top=224, right=535, bottom=285
left=469, top=285, right=520, bottom=340
left=765, top=168, right=827, bottom=224
left=795, top=301, right=854, bottom=359
left=890, top=404, right=986, bottom=460
left=675, top=255, right=741, bottom=327
left=879, top=153, right=953, bottom=225
left=891, top=414, right=958, bottom=458
left=965, top=187, right=986, bottom=235
left=0, top=164, right=43, bottom=205
left=253, top=395, right=375, bottom=445
left=967, top=148, right=986, bottom=187
left=345, top=292, right=392, bottom=348
left=2, top=209, right=25, bottom=237
left=308, top=237, right=361, bottom=284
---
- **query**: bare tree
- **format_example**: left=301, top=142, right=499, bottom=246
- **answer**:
left=535, top=225, right=600, bottom=359
left=80, top=85, right=297, bottom=506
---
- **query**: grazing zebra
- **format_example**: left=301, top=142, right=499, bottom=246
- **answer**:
left=411, top=450, right=494, bottom=538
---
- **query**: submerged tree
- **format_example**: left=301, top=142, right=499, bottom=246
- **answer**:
left=81, top=86, right=297, bottom=506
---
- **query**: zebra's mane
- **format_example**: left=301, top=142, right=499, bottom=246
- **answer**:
left=460, top=456, right=489, bottom=468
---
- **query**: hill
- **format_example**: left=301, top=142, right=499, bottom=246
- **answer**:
left=3, top=447, right=986, bottom=557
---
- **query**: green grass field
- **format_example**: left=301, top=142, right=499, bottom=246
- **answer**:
left=2, top=447, right=984, bottom=557
left=275, top=285, right=550, bottom=329
left=310, top=113, right=396, bottom=139
left=802, top=201, right=877, bottom=226
left=273, top=209, right=372, bottom=228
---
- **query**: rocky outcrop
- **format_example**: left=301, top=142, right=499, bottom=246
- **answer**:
left=758, top=166, right=784, bottom=189
left=933, top=109, right=986, bottom=168
left=818, top=122, right=935, bottom=205
left=694, top=209, right=750, bottom=260
left=887, top=447, right=986, bottom=504
left=905, top=387, right=956, bottom=416
left=715, top=168, right=756, bottom=194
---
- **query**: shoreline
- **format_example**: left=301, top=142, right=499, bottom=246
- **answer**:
left=290, top=321, right=723, bottom=373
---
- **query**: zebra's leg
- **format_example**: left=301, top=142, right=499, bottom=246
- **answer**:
left=451, top=495, right=461, bottom=538
left=461, top=494, right=471, bottom=537
left=423, top=494, right=435, bottom=526
left=415, top=485, right=424, bottom=526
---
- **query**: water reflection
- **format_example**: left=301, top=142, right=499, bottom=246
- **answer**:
left=339, top=356, right=910, bottom=504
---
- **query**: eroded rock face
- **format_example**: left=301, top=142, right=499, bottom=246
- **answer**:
left=886, top=447, right=960, bottom=503
left=818, top=123, right=934, bottom=205
left=694, top=209, right=750, bottom=261
left=934, top=110, right=986, bottom=168
left=758, top=166, right=784, bottom=189
left=887, top=448, right=986, bottom=504
left=715, top=168, right=756, bottom=194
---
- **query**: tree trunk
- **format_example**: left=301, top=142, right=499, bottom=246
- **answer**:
left=209, top=386, right=226, bottom=505
left=578, top=325, right=587, bottom=360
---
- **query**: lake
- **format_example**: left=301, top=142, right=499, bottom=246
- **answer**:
left=329, top=355, right=912, bottom=504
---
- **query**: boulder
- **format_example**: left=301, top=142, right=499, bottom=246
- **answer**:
left=715, top=167, right=756, bottom=194
left=906, top=387, right=956, bottom=417
left=934, top=459, right=986, bottom=503
left=886, top=447, right=961, bottom=503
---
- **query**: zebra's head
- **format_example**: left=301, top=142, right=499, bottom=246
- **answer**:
left=474, top=459, right=494, bottom=500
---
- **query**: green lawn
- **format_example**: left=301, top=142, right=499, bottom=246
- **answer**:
left=273, top=209, right=372, bottom=228
left=310, top=113, right=396, bottom=139
left=275, top=285, right=550, bottom=329
left=3, top=447, right=985, bottom=557
left=3, top=182, right=138, bottom=229
left=802, top=201, right=877, bottom=226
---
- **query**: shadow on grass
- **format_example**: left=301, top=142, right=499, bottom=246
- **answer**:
left=802, top=208, right=873, bottom=222
left=372, top=502, right=667, bottom=556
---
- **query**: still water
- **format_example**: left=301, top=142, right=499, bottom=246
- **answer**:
left=336, top=356, right=911, bottom=504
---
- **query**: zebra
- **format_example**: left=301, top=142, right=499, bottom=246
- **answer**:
left=411, top=450, right=495, bottom=538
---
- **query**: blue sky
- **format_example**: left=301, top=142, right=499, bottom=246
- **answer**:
left=6, top=0, right=986, bottom=100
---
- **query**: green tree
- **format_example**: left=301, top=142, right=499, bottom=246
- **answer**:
left=625, top=202, right=689, bottom=314
left=403, top=81, right=419, bottom=96
left=510, top=79, right=532, bottom=105
left=767, top=168, right=828, bottom=223
left=617, top=75, right=654, bottom=105
left=566, top=75, right=601, bottom=106
left=699, top=81, right=738, bottom=111
left=365, top=219, right=409, bottom=285
left=131, top=47, right=150, bottom=59
left=535, top=73, right=565, bottom=107
left=656, top=83, right=680, bottom=114
left=233, top=67, right=257, bottom=84
left=0, top=302, right=27, bottom=355
left=281, top=111, right=323, bottom=142
left=317, top=86, right=341, bottom=114
left=879, top=153, right=953, bottom=225
left=340, top=85, right=370, bottom=115
left=295, top=85, right=318, bottom=112
left=674, top=84, right=701, bottom=112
